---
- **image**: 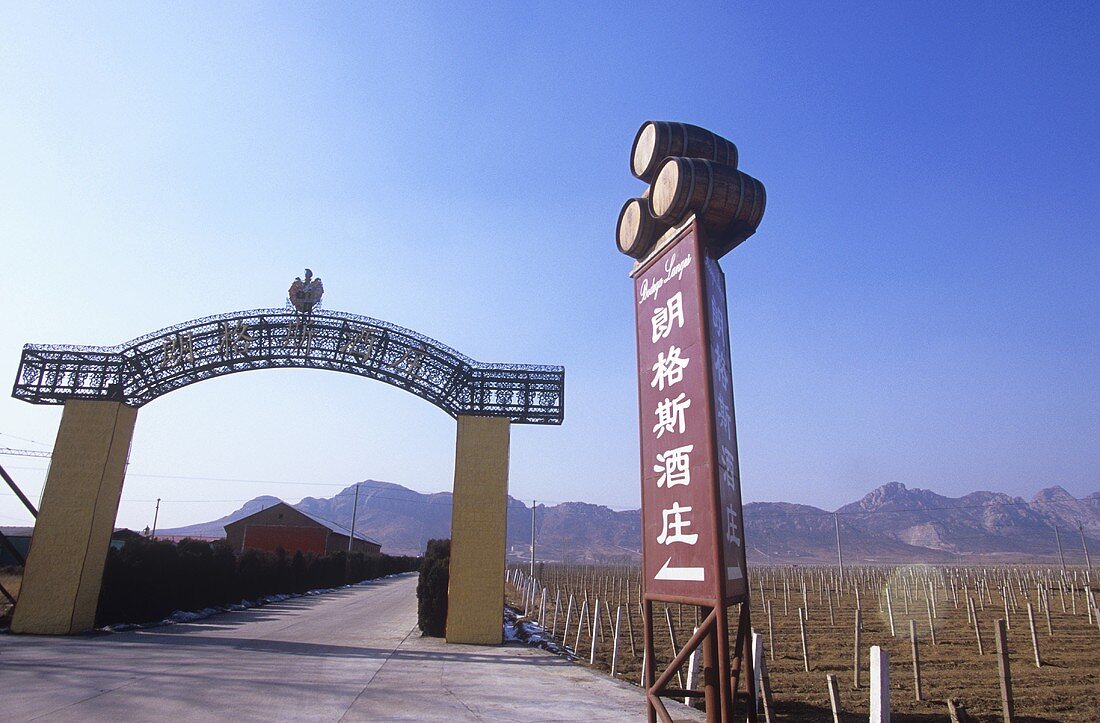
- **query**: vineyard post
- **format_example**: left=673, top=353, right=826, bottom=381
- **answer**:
left=852, top=607, right=862, bottom=689
left=562, top=593, right=574, bottom=643
left=869, top=645, right=890, bottom=723
left=974, top=609, right=985, bottom=656
left=1026, top=602, right=1041, bottom=667
left=798, top=607, right=810, bottom=672
left=750, top=631, right=764, bottom=714
left=910, top=620, right=922, bottom=702
left=1080, top=522, right=1092, bottom=574
left=767, top=600, right=775, bottom=660
left=926, top=598, right=937, bottom=645
left=834, top=513, right=844, bottom=585
left=685, top=626, right=700, bottom=705
left=995, top=618, right=1015, bottom=723
left=589, top=598, right=600, bottom=664
left=1054, top=526, right=1067, bottom=578
left=758, top=652, right=775, bottom=723
left=610, top=606, right=622, bottom=677
left=529, top=500, right=535, bottom=580
left=664, top=607, right=685, bottom=689
left=574, top=598, right=588, bottom=652
left=886, top=586, right=896, bottom=637
left=826, top=673, right=842, bottom=723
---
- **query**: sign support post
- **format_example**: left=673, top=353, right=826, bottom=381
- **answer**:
left=631, top=218, right=757, bottom=722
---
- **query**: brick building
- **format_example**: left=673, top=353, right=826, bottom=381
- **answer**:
left=224, top=502, right=381, bottom=556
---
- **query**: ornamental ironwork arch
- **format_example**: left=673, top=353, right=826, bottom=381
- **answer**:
left=12, top=308, right=565, bottom=425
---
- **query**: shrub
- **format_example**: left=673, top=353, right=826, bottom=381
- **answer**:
left=95, top=537, right=419, bottom=627
left=416, top=538, right=450, bottom=637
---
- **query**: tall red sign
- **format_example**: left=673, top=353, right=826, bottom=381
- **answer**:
left=634, top=221, right=748, bottom=604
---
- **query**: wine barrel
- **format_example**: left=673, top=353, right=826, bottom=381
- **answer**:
left=631, top=121, right=738, bottom=183
left=651, top=157, right=766, bottom=244
left=616, top=196, right=671, bottom=259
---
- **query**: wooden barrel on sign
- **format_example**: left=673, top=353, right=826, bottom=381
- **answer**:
left=631, top=121, right=739, bottom=183
left=616, top=195, right=672, bottom=260
left=651, top=157, right=766, bottom=249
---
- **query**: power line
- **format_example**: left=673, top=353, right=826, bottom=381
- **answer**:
left=0, top=432, right=50, bottom=448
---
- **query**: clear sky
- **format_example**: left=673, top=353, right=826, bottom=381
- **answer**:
left=1, top=2, right=1097, bottom=532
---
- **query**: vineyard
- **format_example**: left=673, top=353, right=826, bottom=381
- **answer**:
left=506, top=563, right=1100, bottom=722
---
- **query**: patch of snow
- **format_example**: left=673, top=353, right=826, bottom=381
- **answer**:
left=502, top=605, right=576, bottom=660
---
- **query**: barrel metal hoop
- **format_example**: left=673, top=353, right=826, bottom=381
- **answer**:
left=683, top=159, right=697, bottom=221
left=700, top=160, right=716, bottom=215
left=732, top=170, right=746, bottom=224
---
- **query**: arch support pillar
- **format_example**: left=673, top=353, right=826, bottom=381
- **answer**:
left=446, top=415, right=510, bottom=644
left=12, top=400, right=137, bottom=634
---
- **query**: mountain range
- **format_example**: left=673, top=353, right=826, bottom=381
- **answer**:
left=161, top=480, right=1100, bottom=564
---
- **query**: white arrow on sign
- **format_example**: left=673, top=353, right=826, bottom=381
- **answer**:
left=655, top=556, right=705, bottom=581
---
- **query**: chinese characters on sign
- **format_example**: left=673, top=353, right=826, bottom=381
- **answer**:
left=634, top=225, right=749, bottom=603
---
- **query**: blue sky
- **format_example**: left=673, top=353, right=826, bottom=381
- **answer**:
left=1, top=2, right=1097, bottom=532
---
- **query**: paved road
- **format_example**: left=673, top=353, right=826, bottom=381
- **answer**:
left=0, top=574, right=705, bottom=722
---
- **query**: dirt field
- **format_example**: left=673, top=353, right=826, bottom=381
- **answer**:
left=507, top=564, right=1100, bottom=722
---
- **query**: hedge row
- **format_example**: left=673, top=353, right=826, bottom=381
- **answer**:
left=416, top=538, right=450, bottom=636
left=96, top=537, right=419, bottom=626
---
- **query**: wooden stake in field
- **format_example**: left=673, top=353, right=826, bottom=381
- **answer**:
left=910, top=620, right=923, bottom=702
left=757, top=644, right=776, bottom=723
left=886, top=586, right=896, bottom=637
left=684, top=626, right=699, bottom=705
left=610, top=605, right=622, bottom=677
left=574, top=598, right=588, bottom=652
left=751, top=631, right=765, bottom=714
left=870, top=645, right=891, bottom=723
left=767, top=600, right=775, bottom=660
left=562, top=593, right=574, bottom=644
left=826, top=673, right=842, bottom=723
left=1026, top=602, right=1041, bottom=667
left=995, top=618, right=1015, bottom=723
left=926, top=598, right=937, bottom=645
left=853, top=607, right=862, bottom=689
left=799, top=606, right=810, bottom=672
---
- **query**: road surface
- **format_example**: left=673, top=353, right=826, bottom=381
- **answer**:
left=0, top=573, right=705, bottom=721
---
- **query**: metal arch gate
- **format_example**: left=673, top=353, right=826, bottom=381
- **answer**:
left=10, top=308, right=564, bottom=639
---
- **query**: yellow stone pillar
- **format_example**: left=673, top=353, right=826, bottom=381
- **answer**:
left=446, top=415, right=510, bottom=644
left=12, top=400, right=138, bottom=635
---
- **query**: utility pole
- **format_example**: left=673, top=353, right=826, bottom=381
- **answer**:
left=835, top=512, right=844, bottom=584
left=1080, top=522, right=1093, bottom=574
left=348, top=484, right=361, bottom=553
left=530, top=500, right=536, bottom=579
left=151, top=498, right=161, bottom=538
left=1055, top=526, right=1067, bottom=578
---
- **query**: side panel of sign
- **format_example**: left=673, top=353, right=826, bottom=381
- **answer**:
left=703, top=254, right=750, bottom=601
left=635, top=228, right=719, bottom=600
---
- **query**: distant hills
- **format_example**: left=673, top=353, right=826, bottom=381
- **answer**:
left=161, top=480, right=1100, bottom=565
